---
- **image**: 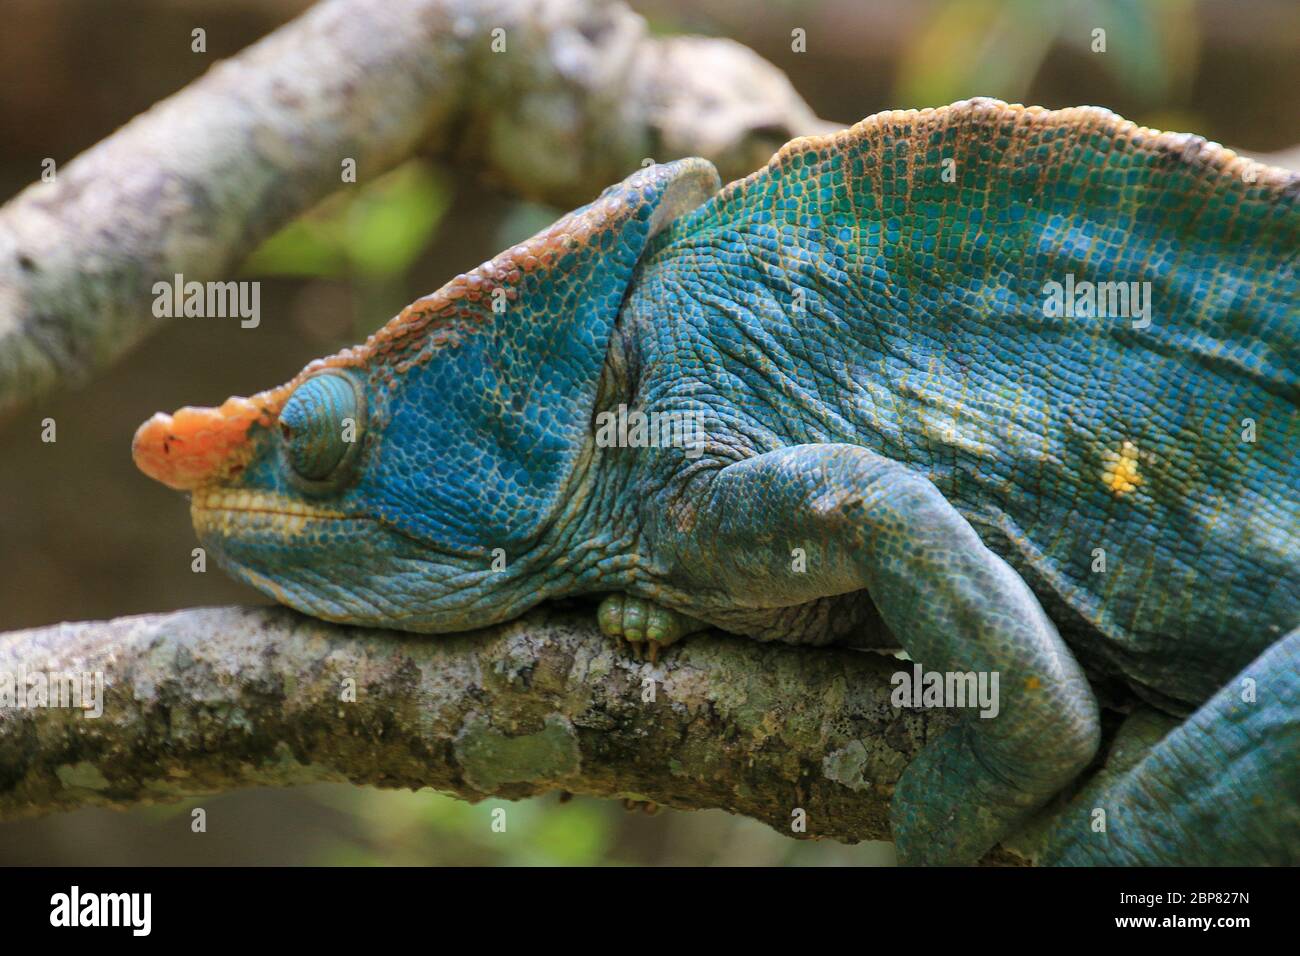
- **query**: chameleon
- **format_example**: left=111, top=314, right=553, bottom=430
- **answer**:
left=132, top=99, right=1299, bottom=866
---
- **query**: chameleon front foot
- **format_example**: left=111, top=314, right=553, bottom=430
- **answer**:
left=597, top=594, right=705, bottom=662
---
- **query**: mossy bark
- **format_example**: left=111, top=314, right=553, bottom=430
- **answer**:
left=0, top=605, right=946, bottom=845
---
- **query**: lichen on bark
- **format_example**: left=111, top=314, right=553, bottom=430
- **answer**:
left=0, top=605, right=951, bottom=845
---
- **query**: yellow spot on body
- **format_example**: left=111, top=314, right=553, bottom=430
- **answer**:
left=1101, top=440, right=1142, bottom=496
left=1025, top=676, right=1041, bottom=691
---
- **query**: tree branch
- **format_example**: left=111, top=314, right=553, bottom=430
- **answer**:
left=0, top=605, right=949, bottom=845
left=0, top=0, right=835, bottom=420
left=3, top=604, right=1171, bottom=865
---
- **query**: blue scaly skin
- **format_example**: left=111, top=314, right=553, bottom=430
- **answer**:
left=134, top=100, right=1299, bottom=865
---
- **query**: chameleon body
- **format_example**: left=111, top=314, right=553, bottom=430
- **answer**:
left=134, top=100, right=1300, bottom=865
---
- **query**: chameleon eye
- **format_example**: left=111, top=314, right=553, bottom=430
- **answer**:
left=278, top=373, right=363, bottom=481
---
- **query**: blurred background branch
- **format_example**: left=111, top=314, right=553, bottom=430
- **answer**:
left=0, top=0, right=832, bottom=421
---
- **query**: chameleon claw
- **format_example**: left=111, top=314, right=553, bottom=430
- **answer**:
left=622, top=798, right=660, bottom=815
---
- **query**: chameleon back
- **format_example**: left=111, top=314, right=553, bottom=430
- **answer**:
left=623, top=99, right=1300, bottom=706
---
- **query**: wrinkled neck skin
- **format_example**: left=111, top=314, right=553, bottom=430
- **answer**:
left=461, top=309, right=728, bottom=626
left=518, top=316, right=674, bottom=608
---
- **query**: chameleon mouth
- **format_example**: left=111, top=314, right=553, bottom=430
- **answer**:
left=191, top=488, right=358, bottom=538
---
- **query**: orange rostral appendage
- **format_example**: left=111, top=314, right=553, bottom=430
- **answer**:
left=131, top=396, right=272, bottom=491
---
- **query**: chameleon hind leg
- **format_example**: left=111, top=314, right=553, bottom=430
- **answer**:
left=597, top=593, right=706, bottom=661
left=1040, top=625, right=1300, bottom=865
left=658, top=443, right=1100, bottom=864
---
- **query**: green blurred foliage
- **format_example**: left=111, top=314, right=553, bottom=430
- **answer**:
left=496, top=199, right=565, bottom=250
left=328, top=789, right=612, bottom=866
left=242, top=160, right=452, bottom=281
left=302, top=786, right=896, bottom=866
left=896, top=0, right=1198, bottom=109
left=240, top=159, right=453, bottom=337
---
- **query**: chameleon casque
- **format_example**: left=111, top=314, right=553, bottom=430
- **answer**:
left=133, top=99, right=1299, bottom=866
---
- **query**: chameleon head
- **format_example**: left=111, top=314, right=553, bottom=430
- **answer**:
left=133, top=361, right=544, bottom=631
left=132, top=159, right=720, bottom=632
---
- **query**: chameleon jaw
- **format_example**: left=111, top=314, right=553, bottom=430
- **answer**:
left=191, top=488, right=354, bottom=540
